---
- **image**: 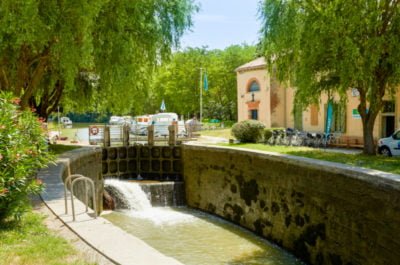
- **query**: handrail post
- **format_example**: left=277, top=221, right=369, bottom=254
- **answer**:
left=70, top=176, right=97, bottom=221
left=64, top=174, right=85, bottom=214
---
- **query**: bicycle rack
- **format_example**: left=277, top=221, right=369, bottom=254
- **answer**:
left=64, top=174, right=97, bottom=221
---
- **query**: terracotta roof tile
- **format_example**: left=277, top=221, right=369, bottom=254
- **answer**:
left=235, top=57, right=266, bottom=72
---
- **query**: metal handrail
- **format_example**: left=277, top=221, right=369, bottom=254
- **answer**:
left=64, top=174, right=97, bottom=221
left=64, top=174, right=85, bottom=214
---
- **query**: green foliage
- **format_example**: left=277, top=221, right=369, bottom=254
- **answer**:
left=231, top=120, right=265, bottom=143
left=222, top=120, right=235, bottom=128
left=0, top=0, right=197, bottom=118
left=263, top=128, right=274, bottom=143
left=0, top=92, right=53, bottom=222
left=260, top=0, right=400, bottom=154
left=150, top=45, right=257, bottom=119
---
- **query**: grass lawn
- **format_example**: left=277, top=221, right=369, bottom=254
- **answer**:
left=199, top=128, right=232, bottom=139
left=47, top=122, right=101, bottom=140
left=220, top=143, right=400, bottom=175
left=0, top=209, right=94, bottom=265
left=49, top=144, right=82, bottom=155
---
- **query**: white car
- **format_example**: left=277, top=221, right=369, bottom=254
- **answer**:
left=378, top=129, right=400, bottom=156
left=60, top=117, right=72, bottom=127
left=109, top=116, right=122, bottom=125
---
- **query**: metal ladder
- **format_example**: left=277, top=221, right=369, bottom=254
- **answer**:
left=64, top=174, right=97, bottom=221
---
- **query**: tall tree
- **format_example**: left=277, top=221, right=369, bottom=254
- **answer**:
left=150, top=45, right=256, bottom=120
left=260, top=0, right=400, bottom=155
left=0, top=0, right=197, bottom=119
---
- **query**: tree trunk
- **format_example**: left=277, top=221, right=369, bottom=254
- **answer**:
left=31, top=80, right=64, bottom=120
left=361, top=117, right=376, bottom=155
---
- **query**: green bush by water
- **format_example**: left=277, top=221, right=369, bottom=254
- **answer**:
left=0, top=92, right=54, bottom=222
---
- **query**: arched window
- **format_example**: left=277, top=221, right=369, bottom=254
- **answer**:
left=248, top=80, right=260, bottom=92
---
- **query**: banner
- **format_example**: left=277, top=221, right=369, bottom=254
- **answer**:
left=203, top=72, right=208, bottom=91
left=325, top=100, right=334, bottom=135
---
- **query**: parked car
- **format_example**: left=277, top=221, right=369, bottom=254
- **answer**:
left=378, top=129, right=400, bottom=156
left=60, top=116, right=72, bottom=127
left=109, top=116, right=123, bottom=125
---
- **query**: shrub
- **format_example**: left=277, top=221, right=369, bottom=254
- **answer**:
left=263, top=128, right=274, bottom=143
left=221, top=120, right=235, bottom=128
left=231, top=120, right=265, bottom=143
left=0, top=92, right=53, bottom=222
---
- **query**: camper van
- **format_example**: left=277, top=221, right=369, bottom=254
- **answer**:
left=131, top=115, right=153, bottom=135
left=152, top=112, right=185, bottom=137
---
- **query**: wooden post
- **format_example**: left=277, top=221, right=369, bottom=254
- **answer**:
left=168, top=125, right=176, bottom=146
left=147, top=125, right=154, bottom=146
left=104, top=126, right=111, bottom=147
left=123, top=124, right=130, bottom=146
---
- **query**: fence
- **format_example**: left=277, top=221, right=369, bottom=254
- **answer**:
left=89, top=124, right=199, bottom=147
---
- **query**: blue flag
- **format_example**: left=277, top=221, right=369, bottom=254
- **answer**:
left=203, top=72, right=208, bottom=91
left=160, top=99, right=166, bottom=112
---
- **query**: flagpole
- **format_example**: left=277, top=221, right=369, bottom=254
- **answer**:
left=199, top=68, right=203, bottom=123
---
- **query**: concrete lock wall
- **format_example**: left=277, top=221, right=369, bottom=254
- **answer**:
left=182, top=145, right=400, bottom=265
left=102, top=145, right=183, bottom=181
left=58, top=147, right=103, bottom=213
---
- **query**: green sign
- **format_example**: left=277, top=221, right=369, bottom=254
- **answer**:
left=352, top=109, right=360, bottom=118
left=352, top=108, right=368, bottom=119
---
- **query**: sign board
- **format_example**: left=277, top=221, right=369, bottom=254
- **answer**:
left=352, top=108, right=368, bottom=119
left=352, top=109, right=361, bottom=118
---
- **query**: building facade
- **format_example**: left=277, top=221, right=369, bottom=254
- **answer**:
left=236, top=57, right=400, bottom=142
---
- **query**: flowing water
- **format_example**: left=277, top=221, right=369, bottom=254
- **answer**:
left=103, top=179, right=304, bottom=265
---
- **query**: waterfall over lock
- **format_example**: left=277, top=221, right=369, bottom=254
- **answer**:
left=104, top=178, right=193, bottom=225
left=104, top=179, right=152, bottom=210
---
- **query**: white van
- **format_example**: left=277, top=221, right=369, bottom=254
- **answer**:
left=378, top=129, right=400, bottom=156
left=131, top=115, right=152, bottom=135
left=152, top=113, right=185, bottom=137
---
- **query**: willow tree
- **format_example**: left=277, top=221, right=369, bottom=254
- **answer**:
left=260, top=0, right=400, bottom=155
left=0, top=0, right=197, bottom=118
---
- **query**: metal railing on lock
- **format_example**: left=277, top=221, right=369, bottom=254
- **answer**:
left=64, top=174, right=97, bottom=221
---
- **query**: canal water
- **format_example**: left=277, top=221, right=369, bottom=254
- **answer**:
left=103, top=180, right=304, bottom=265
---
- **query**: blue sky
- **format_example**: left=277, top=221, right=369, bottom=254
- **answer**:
left=180, top=0, right=262, bottom=50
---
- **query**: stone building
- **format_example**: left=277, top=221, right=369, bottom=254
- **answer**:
left=236, top=57, right=400, bottom=142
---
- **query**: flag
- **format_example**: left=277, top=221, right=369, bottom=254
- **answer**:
left=160, top=99, right=166, bottom=112
left=203, top=72, right=208, bottom=91
left=325, top=100, right=333, bottom=135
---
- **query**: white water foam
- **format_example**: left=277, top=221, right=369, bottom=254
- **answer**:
left=105, top=179, right=152, bottom=211
left=105, top=179, right=195, bottom=225
left=126, top=207, right=195, bottom=226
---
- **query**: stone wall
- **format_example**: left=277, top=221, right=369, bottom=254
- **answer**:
left=183, top=145, right=400, bottom=265
left=57, top=147, right=103, bottom=213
